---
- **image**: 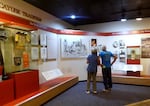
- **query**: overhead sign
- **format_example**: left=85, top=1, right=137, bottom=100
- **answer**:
left=0, top=1, right=42, bottom=22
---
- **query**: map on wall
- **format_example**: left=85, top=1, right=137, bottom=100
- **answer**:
left=61, top=36, right=88, bottom=58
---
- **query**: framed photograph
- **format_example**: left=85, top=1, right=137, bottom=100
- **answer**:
left=31, top=47, right=39, bottom=60
left=40, top=34, right=47, bottom=46
left=14, top=57, right=21, bottom=66
left=119, top=48, right=126, bottom=63
left=90, top=39, right=97, bottom=52
left=127, top=46, right=140, bottom=64
left=40, top=47, right=47, bottom=60
left=31, top=32, right=39, bottom=45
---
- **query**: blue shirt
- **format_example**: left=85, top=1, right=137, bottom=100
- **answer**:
left=99, top=51, right=114, bottom=68
left=87, top=54, right=98, bottom=72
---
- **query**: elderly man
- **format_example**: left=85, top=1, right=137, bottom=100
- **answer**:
left=99, top=45, right=117, bottom=92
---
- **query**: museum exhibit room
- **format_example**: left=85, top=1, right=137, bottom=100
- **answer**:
left=0, top=0, right=150, bottom=106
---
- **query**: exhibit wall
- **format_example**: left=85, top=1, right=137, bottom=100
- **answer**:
left=56, top=33, right=150, bottom=80
left=97, top=34, right=150, bottom=76
left=76, top=19, right=150, bottom=78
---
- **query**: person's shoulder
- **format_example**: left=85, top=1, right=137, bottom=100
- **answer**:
left=107, top=51, right=112, bottom=54
left=108, top=51, right=111, bottom=53
left=99, top=51, right=105, bottom=55
left=88, top=54, right=92, bottom=57
left=100, top=51, right=104, bottom=53
left=107, top=51, right=114, bottom=56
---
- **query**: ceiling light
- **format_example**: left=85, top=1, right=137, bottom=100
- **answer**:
left=70, top=15, right=76, bottom=19
left=136, top=9, right=142, bottom=21
left=121, top=18, right=127, bottom=22
left=136, top=17, right=142, bottom=21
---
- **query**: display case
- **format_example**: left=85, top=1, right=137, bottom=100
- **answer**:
left=0, top=79, right=14, bottom=105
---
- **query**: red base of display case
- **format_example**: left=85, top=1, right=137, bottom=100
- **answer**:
left=11, top=70, right=39, bottom=99
left=4, top=76, right=78, bottom=106
left=127, top=71, right=140, bottom=77
left=0, top=79, right=14, bottom=106
left=127, top=59, right=140, bottom=64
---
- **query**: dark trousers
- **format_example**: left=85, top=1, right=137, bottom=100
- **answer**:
left=87, top=72, right=97, bottom=91
left=102, top=67, right=112, bottom=89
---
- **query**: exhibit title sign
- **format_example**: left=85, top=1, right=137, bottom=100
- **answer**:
left=0, top=1, right=42, bottom=22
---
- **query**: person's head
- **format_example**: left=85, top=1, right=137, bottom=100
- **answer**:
left=91, top=49, right=97, bottom=54
left=102, top=45, right=107, bottom=51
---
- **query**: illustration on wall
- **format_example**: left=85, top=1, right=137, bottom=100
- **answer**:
left=127, top=46, right=140, bottom=64
left=61, top=37, right=88, bottom=58
left=141, top=37, right=150, bottom=58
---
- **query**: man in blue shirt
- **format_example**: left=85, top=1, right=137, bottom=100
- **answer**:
left=99, top=45, right=117, bottom=92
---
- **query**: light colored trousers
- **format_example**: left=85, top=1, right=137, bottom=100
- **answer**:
left=87, top=71, right=97, bottom=91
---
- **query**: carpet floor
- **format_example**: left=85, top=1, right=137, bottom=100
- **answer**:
left=42, top=81, right=150, bottom=106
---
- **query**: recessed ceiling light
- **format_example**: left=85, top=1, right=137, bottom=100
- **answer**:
left=70, top=15, right=76, bottom=19
left=121, top=18, right=127, bottom=22
left=136, top=17, right=142, bottom=21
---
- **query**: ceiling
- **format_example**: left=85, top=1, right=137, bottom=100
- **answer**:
left=23, top=0, right=150, bottom=26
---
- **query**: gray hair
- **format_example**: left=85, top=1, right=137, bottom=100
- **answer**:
left=91, top=49, right=97, bottom=54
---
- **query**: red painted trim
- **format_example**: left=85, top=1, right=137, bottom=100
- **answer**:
left=0, top=11, right=37, bottom=30
left=29, top=22, right=59, bottom=33
left=96, top=29, right=150, bottom=36
left=127, top=59, right=140, bottom=64
left=57, top=29, right=88, bottom=35
left=1, top=11, right=150, bottom=36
